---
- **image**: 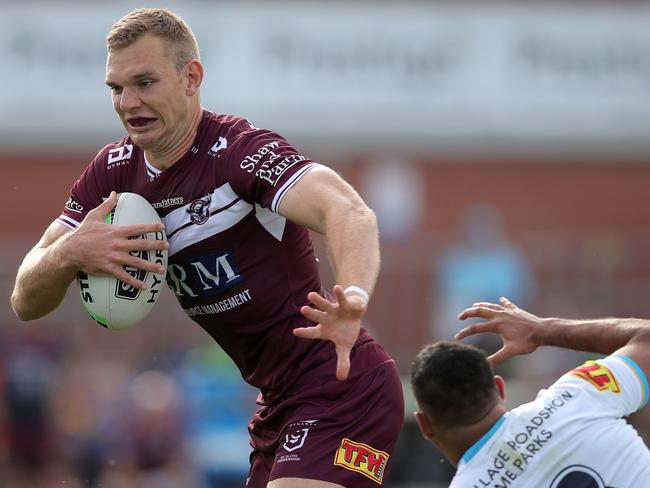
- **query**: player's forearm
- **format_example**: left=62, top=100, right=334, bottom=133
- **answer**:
left=534, top=317, right=650, bottom=355
left=11, top=241, right=77, bottom=321
left=324, top=202, right=380, bottom=296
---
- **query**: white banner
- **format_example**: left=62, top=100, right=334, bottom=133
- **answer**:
left=1, top=2, right=650, bottom=153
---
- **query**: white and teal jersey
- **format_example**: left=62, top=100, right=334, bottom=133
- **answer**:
left=450, top=354, right=650, bottom=488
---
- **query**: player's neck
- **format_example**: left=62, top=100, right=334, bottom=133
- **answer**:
left=440, top=404, right=508, bottom=467
left=145, top=105, right=203, bottom=171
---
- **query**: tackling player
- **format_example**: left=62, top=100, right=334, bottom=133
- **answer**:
left=10, top=8, right=403, bottom=488
left=411, top=297, right=650, bottom=487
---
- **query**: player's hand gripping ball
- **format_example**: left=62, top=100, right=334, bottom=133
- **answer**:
left=77, top=192, right=168, bottom=329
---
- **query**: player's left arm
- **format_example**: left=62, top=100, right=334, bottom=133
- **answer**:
left=278, top=164, right=380, bottom=380
left=458, top=298, right=650, bottom=409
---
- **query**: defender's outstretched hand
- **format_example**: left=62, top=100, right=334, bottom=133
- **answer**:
left=457, top=297, right=542, bottom=366
left=70, top=191, right=167, bottom=290
left=295, top=285, right=367, bottom=381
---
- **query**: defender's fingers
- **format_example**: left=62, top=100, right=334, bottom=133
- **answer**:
left=471, top=302, right=502, bottom=311
left=293, top=324, right=322, bottom=340
left=499, top=297, right=517, bottom=309
left=458, top=306, right=497, bottom=320
left=455, top=322, right=496, bottom=340
left=487, top=347, right=510, bottom=367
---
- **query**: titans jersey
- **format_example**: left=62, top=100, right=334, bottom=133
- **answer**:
left=58, top=110, right=369, bottom=403
left=450, top=355, right=650, bottom=487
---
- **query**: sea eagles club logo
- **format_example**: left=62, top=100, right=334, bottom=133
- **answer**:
left=187, top=195, right=212, bottom=225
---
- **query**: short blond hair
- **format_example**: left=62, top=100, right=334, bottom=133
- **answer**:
left=106, top=8, right=200, bottom=71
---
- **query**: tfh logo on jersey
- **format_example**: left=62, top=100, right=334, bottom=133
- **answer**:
left=167, top=251, right=242, bottom=297
left=334, top=438, right=389, bottom=485
left=107, top=144, right=133, bottom=168
left=187, top=195, right=212, bottom=225
left=571, top=361, right=621, bottom=394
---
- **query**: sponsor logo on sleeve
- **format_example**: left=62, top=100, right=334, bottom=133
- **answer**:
left=256, top=154, right=307, bottom=187
left=64, top=197, right=84, bottom=213
left=239, top=140, right=307, bottom=187
left=334, top=438, right=389, bottom=485
left=571, top=361, right=621, bottom=393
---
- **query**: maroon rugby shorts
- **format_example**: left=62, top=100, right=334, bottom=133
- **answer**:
left=246, top=340, right=404, bottom=487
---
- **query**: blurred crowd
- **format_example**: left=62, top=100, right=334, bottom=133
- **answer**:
left=0, top=317, right=258, bottom=488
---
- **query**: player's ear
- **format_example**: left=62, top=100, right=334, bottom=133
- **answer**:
left=185, top=59, right=203, bottom=96
left=414, top=410, right=435, bottom=441
left=494, top=375, right=506, bottom=401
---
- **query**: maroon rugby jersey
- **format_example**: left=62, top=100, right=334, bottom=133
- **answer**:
left=58, top=110, right=371, bottom=403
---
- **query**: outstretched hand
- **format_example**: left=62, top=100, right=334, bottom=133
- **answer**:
left=456, top=297, right=541, bottom=366
left=295, top=285, right=367, bottom=381
left=69, top=191, right=167, bottom=290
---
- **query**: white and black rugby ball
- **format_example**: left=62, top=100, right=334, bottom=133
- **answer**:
left=76, top=192, right=168, bottom=329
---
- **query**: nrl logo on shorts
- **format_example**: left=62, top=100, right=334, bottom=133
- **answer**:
left=187, top=195, right=212, bottom=225
left=282, top=420, right=318, bottom=452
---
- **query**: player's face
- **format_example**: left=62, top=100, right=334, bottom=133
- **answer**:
left=105, top=34, right=194, bottom=152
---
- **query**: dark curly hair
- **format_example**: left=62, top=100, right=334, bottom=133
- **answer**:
left=411, top=341, right=499, bottom=426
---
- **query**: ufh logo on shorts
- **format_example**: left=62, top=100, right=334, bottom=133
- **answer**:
left=333, top=438, right=389, bottom=485
left=571, top=360, right=621, bottom=394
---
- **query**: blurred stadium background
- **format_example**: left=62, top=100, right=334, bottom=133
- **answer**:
left=1, top=1, right=650, bottom=487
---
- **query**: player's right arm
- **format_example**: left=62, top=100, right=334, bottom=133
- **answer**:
left=457, top=297, right=650, bottom=378
left=11, top=192, right=166, bottom=321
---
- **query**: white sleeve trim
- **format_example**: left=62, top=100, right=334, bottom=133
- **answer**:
left=56, top=215, right=81, bottom=230
left=270, top=163, right=318, bottom=213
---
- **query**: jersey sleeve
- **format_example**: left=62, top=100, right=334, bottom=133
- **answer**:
left=226, top=128, right=318, bottom=212
left=56, top=149, right=111, bottom=230
left=553, top=354, right=649, bottom=418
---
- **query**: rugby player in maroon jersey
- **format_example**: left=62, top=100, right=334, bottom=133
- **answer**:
left=11, top=8, right=403, bottom=488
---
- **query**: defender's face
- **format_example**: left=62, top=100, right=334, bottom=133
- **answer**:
left=105, top=34, right=190, bottom=151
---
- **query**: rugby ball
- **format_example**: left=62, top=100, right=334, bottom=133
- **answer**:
left=76, top=192, right=168, bottom=329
